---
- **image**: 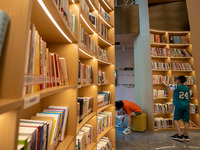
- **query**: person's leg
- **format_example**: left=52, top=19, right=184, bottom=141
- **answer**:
left=184, top=122, right=189, bottom=136
left=174, top=120, right=181, bottom=136
left=127, top=112, right=136, bottom=128
left=182, top=107, right=190, bottom=141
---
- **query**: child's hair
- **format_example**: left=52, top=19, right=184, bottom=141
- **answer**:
left=177, top=75, right=186, bottom=84
left=115, top=100, right=124, bottom=109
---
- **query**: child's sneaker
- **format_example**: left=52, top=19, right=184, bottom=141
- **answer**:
left=183, top=135, right=190, bottom=142
left=122, top=128, right=131, bottom=135
left=171, top=134, right=184, bottom=142
left=115, top=122, right=124, bottom=128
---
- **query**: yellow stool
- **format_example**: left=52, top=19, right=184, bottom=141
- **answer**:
left=131, top=112, right=147, bottom=132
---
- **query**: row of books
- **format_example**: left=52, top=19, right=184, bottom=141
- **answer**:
left=54, top=0, right=77, bottom=36
left=97, top=111, right=113, bottom=135
left=98, top=46, right=108, bottom=61
left=150, top=34, right=166, bottom=43
left=78, top=61, right=93, bottom=85
left=98, top=3, right=110, bottom=22
left=170, top=48, right=191, bottom=57
left=152, top=62, right=170, bottom=71
left=171, top=62, right=192, bottom=71
left=154, top=103, right=173, bottom=114
left=190, top=103, right=198, bottom=114
left=153, top=75, right=170, bottom=85
left=169, top=35, right=189, bottom=44
left=97, top=137, right=112, bottom=150
left=18, top=106, right=69, bottom=150
left=98, top=91, right=111, bottom=108
left=98, top=21, right=108, bottom=39
left=153, top=89, right=168, bottom=97
left=77, top=97, right=93, bottom=123
left=172, top=76, right=195, bottom=85
left=153, top=75, right=195, bottom=85
left=151, top=47, right=191, bottom=57
left=98, top=69, right=107, bottom=84
left=24, top=24, right=69, bottom=95
left=80, top=26, right=96, bottom=54
left=154, top=118, right=198, bottom=129
left=76, top=124, right=93, bottom=150
left=154, top=117, right=173, bottom=129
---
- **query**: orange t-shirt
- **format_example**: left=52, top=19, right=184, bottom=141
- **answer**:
left=122, top=100, right=142, bottom=114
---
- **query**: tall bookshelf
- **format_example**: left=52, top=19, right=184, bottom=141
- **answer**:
left=150, top=29, right=200, bottom=132
left=0, top=0, right=115, bottom=149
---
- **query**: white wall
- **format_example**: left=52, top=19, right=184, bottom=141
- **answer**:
left=115, top=48, right=135, bottom=102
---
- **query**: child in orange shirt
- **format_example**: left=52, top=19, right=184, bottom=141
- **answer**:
left=115, top=100, right=142, bottom=134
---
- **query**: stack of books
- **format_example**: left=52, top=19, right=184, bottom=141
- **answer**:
left=171, top=62, right=193, bottom=71
left=78, top=61, right=93, bottom=85
left=24, top=24, right=69, bottom=95
left=97, top=111, right=112, bottom=135
left=170, top=48, right=191, bottom=57
left=97, top=137, right=112, bottom=150
left=98, top=3, right=110, bottom=22
left=153, top=89, right=168, bottom=97
left=172, top=76, right=195, bottom=84
left=152, top=62, right=170, bottom=71
left=76, top=124, right=93, bottom=150
left=18, top=106, right=69, bottom=150
left=80, top=26, right=96, bottom=54
left=154, top=103, right=173, bottom=114
left=189, top=103, right=198, bottom=114
left=151, top=47, right=169, bottom=57
left=98, top=46, right=108, bottom=61
left=152, top=75, right=170, bottom=84
left=169, top=35, right=189, bottom=44
left=150, top=34, right=166, bottom=43
left=98, top=21, right=108, bottom=39
left=98, top=69, right=107, bottom=84
left=77, top=97, right=93, bottom=123
left=97, top=91, right=111, bottom=108
left=154, top=117, right=174, bottom=129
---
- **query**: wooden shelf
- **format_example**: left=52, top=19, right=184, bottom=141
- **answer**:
left=150, top=29, right=166, bottom=34
left=98, top=59, right=113, bottom=65
left=86, top=0, right=98, bottom=11
left=86, top=142, right=96, bottom=150
left=31, top=0, right=77, bottom=43
left=150, top=42, right=168, bottom=47
left=98, top=34, right=113, bottom=47
left=0, top=99, right=23, bottom=114
left=24, top=85, right=76, bottom=100
left=152, top=70, right=169, bottom=72
left=79, top=44, right=96, bottom=59
left=168, top=31, right=189, bottom=35
left=97, top=104, right=114, bottom=113
left=77, top=112, right=96, bottom=133
left=170, top=57, right=192, bottom=59
left=78, top=84, right=94, bottom=88
left=154, top=113, right=172, bottom=116
left=153, top=97, right=171, bottom=100
left=169, top=43, right=191, bottom=47
left=99, top=0, right=114, bottom=12
left=97, top=83, right=111, bottom=86
left=80, top=7, right=97, bottom=34
left=171, top=70, right=193, bottom=72
left=56, top=135, right=75, bottom=150
left=151, top=56, right=168, bottom=59
left=98, top=12, right=114, bottom=28
left=97, top=126, right=114, bottom=141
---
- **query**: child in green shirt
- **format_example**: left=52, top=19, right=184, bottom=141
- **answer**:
left=161, top=75, right=190, bottom=142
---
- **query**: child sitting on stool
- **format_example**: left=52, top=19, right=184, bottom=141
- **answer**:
left=115, top=100, right=142, bottom=134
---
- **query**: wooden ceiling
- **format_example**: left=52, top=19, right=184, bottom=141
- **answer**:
left=148, top=0, right=183, bottom=4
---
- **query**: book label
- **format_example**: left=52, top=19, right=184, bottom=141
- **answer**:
left=24, top=94, right=40, bottom=109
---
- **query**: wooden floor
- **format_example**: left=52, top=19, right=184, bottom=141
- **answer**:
left=115, top=119, right=200, bottom=150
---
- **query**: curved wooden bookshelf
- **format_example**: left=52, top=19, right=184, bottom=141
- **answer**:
left=150, top=29, right=166, bottom=34
left=98, top=59, right=113, bottom=65
left=31, top=0, right=77, bottom=43
left=97, top=126, right=114, bottom=141
left=80, top=7, right=97, bottom=34
left=99, top=0, right=114, bottom=12
left=76, top=112, right=96, bottom=133
left=153, top=97, right=171, bottom=100
left=98, top=34, right=113, bottom=47
left=0, top=99, right=23, bottom=114
left=97, top=104, right=114, bottom=113
left=79, top=45, right=96, bottom=59
left=56, top=135, right=75, bottom=150
left=170, top=57, right=192, bottom=59
left=152, top=70, right=169, bottom=72
left=86, top=0, right=98, bottom=11
left=97, top=83, right=111, bottom=86
left=171, top=70, right=193, bottom=72
left=169, top=44, right=191, bottom=47
left=151, top=56, right=168, bottom=59
left=150, top=42, right=168, bottom=47
left=78, top=84, right=94, bottom=88
left=23, top=85, right=76, bottom=100
left=98, top=12, right=114, bottom=28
